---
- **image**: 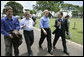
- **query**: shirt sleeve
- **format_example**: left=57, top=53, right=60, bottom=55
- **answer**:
left=40, top=18, right=43, bottom=28
left=15, top=18, right=20, bottom=31
left=1, top=19, right=9, bottom=37
left=20, top=19, right=24, bottom=26
left=20, top=19, right=25, bottom=29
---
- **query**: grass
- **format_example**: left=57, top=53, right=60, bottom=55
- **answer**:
left=35, top=18, right=83, bottom=45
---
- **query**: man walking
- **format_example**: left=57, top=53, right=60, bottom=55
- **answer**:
left=39, top=10, right=53, bottom=55
left=1, top=6, right=20, bottom=56
left=65, top=15, right=71, bottom=39
left=53, top=12, right=69, bottom=55
left=20, top=11, right=35, bottom=56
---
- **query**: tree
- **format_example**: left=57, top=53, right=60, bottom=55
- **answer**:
left=78, top=6, right=83, bottom=18
left=33, top=1, right=63, bottom=13
left=25, top=9, right=36, bottom=14
left=3, top=1, right=23, bottom=16
left=61, top=3, right=80, bottom=11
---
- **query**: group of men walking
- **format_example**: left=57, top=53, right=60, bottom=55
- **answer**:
left=1, top=6, right=70, bottom=56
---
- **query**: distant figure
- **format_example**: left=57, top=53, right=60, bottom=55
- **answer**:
left=32, top=14, right=36, bottom=26
left=32, top=14, right=36, bottom=22
left=20, top=16, right=23, bottom=19
left=65, top=15, right=71, bottom=39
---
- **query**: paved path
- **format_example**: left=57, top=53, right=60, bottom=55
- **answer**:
left=1, top=28, right=83, bottom=56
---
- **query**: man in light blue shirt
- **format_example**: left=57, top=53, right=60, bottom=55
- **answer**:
left=40, top=15, right=50, bottom=28
left=20, top=11, right=34, bottom=56
left=39, top=10, right=53, bottom=55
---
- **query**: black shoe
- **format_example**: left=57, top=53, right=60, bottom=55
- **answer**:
left=53, top=46, right=56, bottom=49
left=48, top=51, right=53, bottom=55
left=63, top=51, right=69, bottom=56
left=15, top=54, right=19, bottom=56
left=28, top=53, right=32, bottom=56
left=28, top=50, right=33, bottom=56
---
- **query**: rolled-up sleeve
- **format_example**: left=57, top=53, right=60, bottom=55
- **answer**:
left=20, top=19, right=25, bottom=29
left=40, top=19, right=43, bottom=28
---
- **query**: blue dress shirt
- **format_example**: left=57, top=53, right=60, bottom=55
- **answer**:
left=1, top=16, right=20, bottom=37
left=40, top=15, right=50, bottom=28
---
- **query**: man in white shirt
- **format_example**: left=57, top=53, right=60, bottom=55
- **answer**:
left=20, top=11, right=35, bottom=56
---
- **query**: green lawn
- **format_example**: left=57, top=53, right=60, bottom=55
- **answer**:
left=35, top=18, right=83, bottom=45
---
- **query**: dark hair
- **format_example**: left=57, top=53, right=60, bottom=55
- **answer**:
left=59, top=12, right=63, bottom=16
left=5, top=6, right=12, bottom=12
left=65, top=15, right=70, bottom=18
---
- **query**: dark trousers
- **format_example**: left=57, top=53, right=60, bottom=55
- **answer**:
left=23, top=30, right=34, bottom=54
left=53, top=30, right=67, bottom=52
left=39, top=28, right=52, bottom=52
left=4, top=36, right=19, bottom=56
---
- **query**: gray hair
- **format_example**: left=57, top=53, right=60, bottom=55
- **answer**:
left=24, top=11, right=30, bottom=17
left=43, top=10, right=49, bottom=14
left=5, top=6, right=12, bottom=12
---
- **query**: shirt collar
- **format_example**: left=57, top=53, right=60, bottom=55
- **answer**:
left=5, top=15, right=13, bottom=21
left=43, top=15, right=48, bottom=18
left=25, top=18, right=31, bottom=20
left=59, top=17, right=63, bottom=21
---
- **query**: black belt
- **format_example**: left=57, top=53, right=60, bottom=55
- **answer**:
left=44, top=28, right=50, bottom=30
left=24, top=30, right=33, bottom=32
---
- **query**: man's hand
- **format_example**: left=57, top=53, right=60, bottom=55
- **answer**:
left=12, top=30, right=19, bottom=35
left=41, top=28, right=47, bottom=35
left=43, top=30, right=47, bottom=35
left=9, top=34, right=13, bottom=39
left=21, top=24, right=26, bottom=28
left=57, top=21, right=61, bottom=26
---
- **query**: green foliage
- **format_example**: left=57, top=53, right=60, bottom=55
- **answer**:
left=3, top=1, right=23, bottom=16
left=33, top=1, right=63, bottom=13
left=25, top=9, right=36, bottom=14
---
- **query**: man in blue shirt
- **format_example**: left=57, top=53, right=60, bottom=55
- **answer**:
left=1, top=6, right=20, bottom=56
left=39, top=10, right=53, bottom=55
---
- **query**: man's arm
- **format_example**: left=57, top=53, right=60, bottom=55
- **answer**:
left=1, top=19, right=10, bottom=37
left=1, top=19, right=13, bottom=39
left=40, top=19, right=47, bottom=35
